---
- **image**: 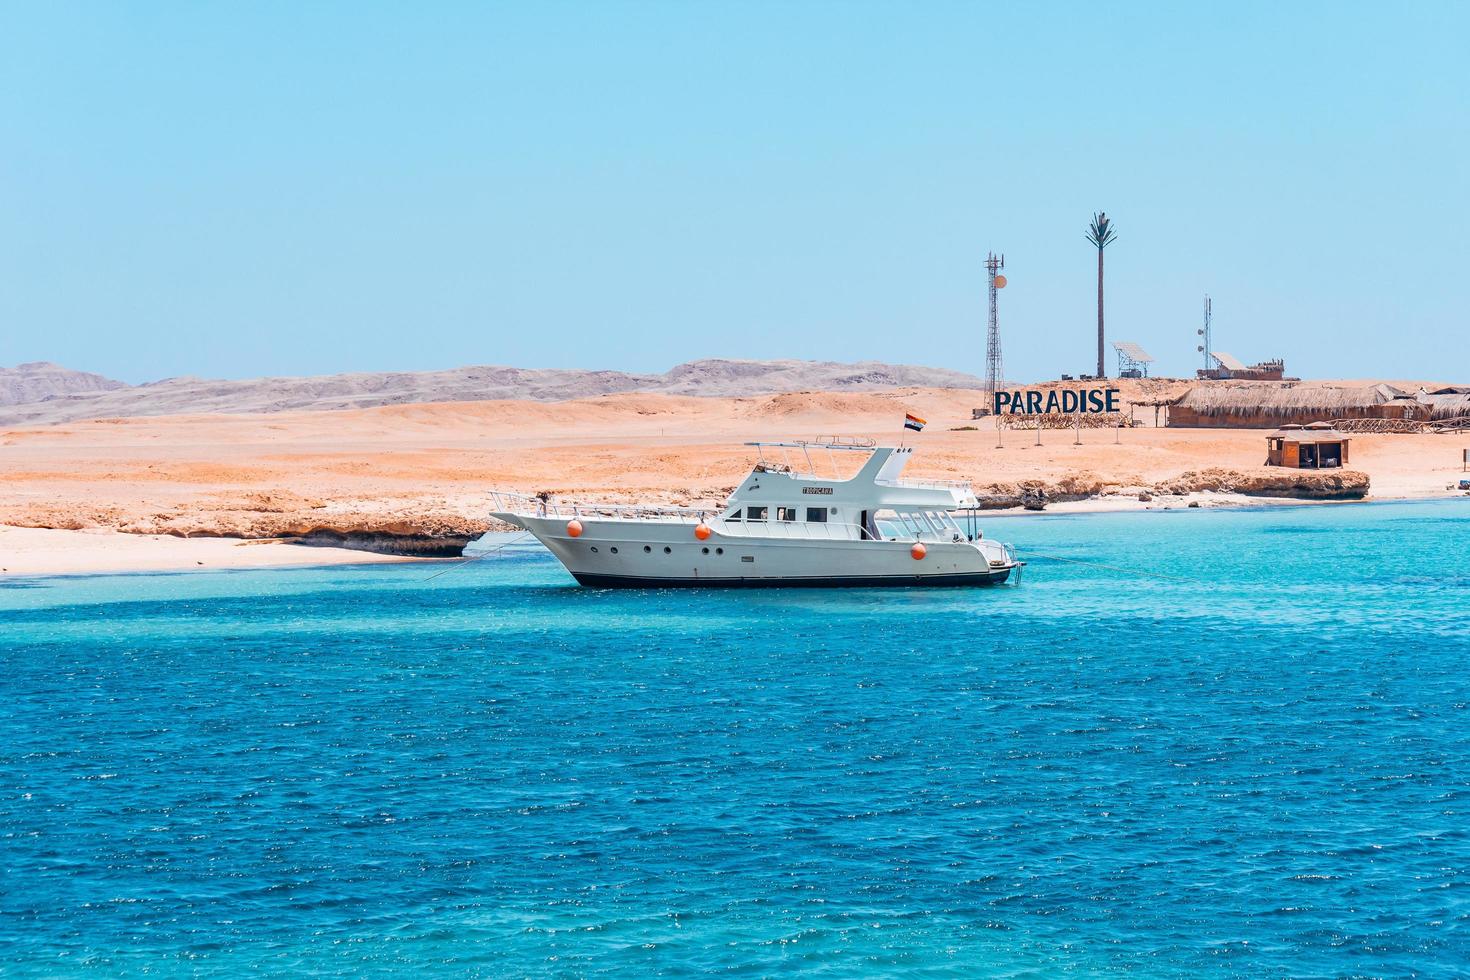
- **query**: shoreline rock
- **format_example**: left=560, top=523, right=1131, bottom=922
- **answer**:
left=4, top=508, right=492, bottom=558
left=975, top=467, right=1369, bottom=508
left=1154, top=467, right=1370, bottom=500
left=0, top=466, right=1374, bottom=558
left=290, top=529, right=477, bottom=558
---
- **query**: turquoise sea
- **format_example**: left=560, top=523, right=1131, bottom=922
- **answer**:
left=3, top=499, right=1469, bottom=976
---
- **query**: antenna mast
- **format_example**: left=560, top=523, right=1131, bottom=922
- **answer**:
left=1197, top=294, right=1212, bottom=371
left=985, top=252, right=1005, bottom=396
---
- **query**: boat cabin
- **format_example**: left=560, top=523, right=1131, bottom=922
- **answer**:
left=1266, top=423, right=1350, bottom=468
left=719, top=439, right=981, bottom=543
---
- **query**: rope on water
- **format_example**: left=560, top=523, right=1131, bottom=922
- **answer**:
left=1018, top=550, right=1200, bottom=583
left=424, top=531, right=532, bottom=582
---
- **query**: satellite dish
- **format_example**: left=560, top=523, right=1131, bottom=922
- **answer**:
left=994, top=274, right=1007, bottom=289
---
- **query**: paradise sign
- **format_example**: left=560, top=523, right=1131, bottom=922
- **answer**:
left=994, top=387, right=1121, bottom=415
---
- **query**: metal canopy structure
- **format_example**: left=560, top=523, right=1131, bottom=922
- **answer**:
left=1113, top=340, right=1155, bottom=378
left=743, top=438, right=877, bottom=480
left=1210, top=351, right=1247, bottom=372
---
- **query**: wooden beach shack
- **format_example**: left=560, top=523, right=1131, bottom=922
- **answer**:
left=1266, top=423, right=1350, bottom=469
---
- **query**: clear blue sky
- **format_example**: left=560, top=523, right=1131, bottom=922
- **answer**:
left=2, top=1, right=1466, bottom=384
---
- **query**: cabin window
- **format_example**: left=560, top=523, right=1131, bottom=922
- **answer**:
left=777, top=506, right=797, bottom=522
left=745, top=506, right=768, bottom=521
left=805, top=507, right=828, bottom=522
left=725, top=510, right=742, bottom=521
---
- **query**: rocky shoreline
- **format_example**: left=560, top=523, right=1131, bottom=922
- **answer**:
left=17, top=468, right=1378, bottom=559
left=6, top=491, right=492, bottom=559
left=0, top=469, right=1379, bottom=560
left=974, top=468, right=1371, bottom=510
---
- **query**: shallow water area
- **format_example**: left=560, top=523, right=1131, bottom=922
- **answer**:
left=3, top=499, right=1469, bottom=975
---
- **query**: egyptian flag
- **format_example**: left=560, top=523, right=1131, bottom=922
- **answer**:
left=904, top=412, right=927, bottom=432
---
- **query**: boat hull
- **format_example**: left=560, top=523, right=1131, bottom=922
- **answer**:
left=493, top=513, right=1020, bottom=589
left=570, top=569, right=1013, bottom=589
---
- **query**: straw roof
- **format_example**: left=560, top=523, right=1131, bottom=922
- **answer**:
left=1174, top=383, right=1402, bottom=417
left=1267, top=426, right=1350, bottom=442
left=1421, top=392, right=1470, bottom=420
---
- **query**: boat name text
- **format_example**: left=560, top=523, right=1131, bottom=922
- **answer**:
left=801, top=487, right=834, bottom=495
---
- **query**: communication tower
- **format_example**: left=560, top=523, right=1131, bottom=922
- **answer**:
left=985, top=253, right=1006, bottom=396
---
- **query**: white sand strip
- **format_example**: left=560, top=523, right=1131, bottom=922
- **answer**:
left=0, top=526, right=420, bottom=578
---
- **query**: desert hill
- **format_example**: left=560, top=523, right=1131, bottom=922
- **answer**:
left=0, top=358, right=984, bottom=426
left=0, top=361, right=128, bottom=407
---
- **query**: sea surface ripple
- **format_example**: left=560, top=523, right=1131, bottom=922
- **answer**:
left=2, top=499, right=1469, bottom=976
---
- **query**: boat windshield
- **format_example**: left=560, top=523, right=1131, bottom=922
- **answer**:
left=875, top=509, right=964, bottom=541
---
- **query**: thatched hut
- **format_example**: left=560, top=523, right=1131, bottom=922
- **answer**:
left=1419, top=391, right=1470, bottom=422
left=1380, top=394, right=1427, bottom=420
left=1168, top=383, right=1405, bottom=428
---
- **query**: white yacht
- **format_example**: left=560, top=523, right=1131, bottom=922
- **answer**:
left=489, top=439, right=1023, bottom=588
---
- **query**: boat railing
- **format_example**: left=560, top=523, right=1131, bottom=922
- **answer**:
left=714, top=520, right=969, bottom=544
left=488, top=490, right=706, bottom=522
left=714, top=519, right=869, bottom=541
left=875, top=477, right=974, bottom=493
left=492, top=492, right=991, bottom=543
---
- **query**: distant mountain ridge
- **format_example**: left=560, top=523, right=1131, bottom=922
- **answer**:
left=0, top=359, right=984, bottom=426
left=0, top=361, right=129, bottom=407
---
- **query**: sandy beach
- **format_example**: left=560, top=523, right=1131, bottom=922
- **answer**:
left=4, top=385, right=1468, bottom=576
left=0, top=525, right=415, bottom=578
